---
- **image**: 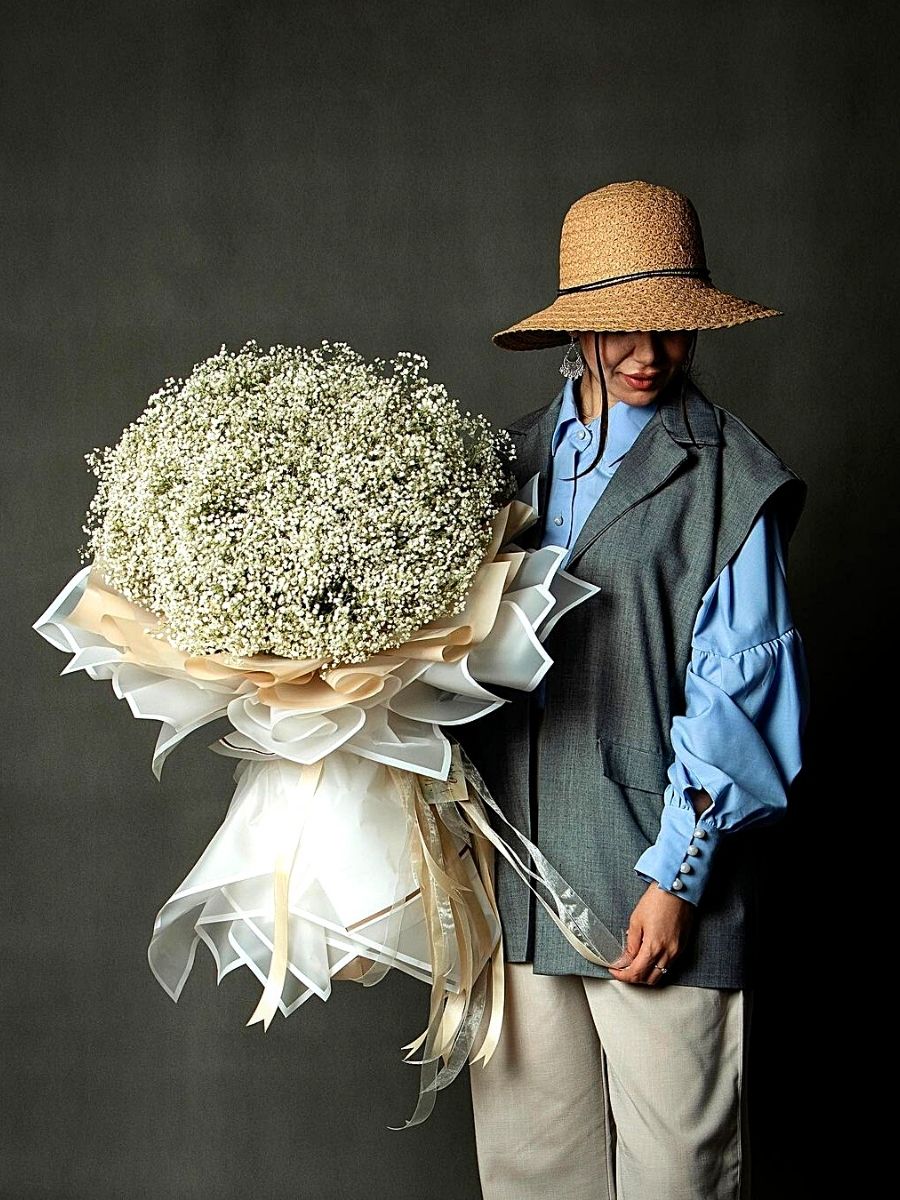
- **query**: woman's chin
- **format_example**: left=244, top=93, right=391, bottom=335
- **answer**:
left=612, top=388, right=662, bottom=407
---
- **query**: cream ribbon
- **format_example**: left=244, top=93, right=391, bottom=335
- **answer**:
left=244, top=758, right=324, bottom=1031
left=380, top=743, right=624, bottom=1130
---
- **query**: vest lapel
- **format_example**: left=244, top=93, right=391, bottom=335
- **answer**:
left=565, top=406, right=689, bottom=569
left=506, top=381, right=720, bottom=564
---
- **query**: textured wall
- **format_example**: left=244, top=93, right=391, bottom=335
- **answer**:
left=4, top=2, right=893, bottom=1196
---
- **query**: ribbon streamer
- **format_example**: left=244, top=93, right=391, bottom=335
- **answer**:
left=456, top=746, right=624, bottom=967
left=245, top=759, right=324, bottom=1030
left=377, top=743, right=623, bottom=1130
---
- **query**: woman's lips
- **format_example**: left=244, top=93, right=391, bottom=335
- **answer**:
left=622, top=372, right=661, bottom=391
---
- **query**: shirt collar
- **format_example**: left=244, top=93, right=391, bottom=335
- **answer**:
left=551, top=377, right=658, bottom=466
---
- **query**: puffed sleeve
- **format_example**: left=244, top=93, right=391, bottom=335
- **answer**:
left=632, top=500, right=810, bottom=904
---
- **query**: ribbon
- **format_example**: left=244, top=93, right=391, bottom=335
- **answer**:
left=245, top=758, right=324, bottom=1030
left=456, top=745, right=624, bottom=966
left=377, top=763, right=496, bottom=1129
left=376, top=742, right=623, bottom=1130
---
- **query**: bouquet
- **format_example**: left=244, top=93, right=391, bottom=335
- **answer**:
left=33, top=340, right=622, bottom=1127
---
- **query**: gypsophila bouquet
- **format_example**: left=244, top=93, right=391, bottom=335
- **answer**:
left=81, top=340, right=516, bottom=666
left=35, top=339, right=620, bottom=1130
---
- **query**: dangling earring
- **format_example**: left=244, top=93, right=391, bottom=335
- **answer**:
left=559, top=337, right=584, bottom=380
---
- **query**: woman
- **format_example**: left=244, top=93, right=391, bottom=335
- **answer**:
left=461, top=181, right=809, bottom=1200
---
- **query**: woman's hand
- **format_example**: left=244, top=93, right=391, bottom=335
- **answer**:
left=608, top=883, right=696, bottom=986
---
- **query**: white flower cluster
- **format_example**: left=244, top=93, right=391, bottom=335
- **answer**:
left=82, top=340, right=516, bottom=665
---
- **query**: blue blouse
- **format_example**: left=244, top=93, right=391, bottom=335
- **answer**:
left=540, top=379, right=809, bottom=905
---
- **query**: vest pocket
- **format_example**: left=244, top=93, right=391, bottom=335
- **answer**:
left=597, top=738, right=671, bottom=794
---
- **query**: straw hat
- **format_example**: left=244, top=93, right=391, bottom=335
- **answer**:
left=493, top=180, right=781, bottom=350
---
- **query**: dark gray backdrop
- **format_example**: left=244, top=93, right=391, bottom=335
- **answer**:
left=3, top=2, right=894, bottom=1197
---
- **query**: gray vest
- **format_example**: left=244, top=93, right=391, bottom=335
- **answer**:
left=458, top=380, right=806, bottom=989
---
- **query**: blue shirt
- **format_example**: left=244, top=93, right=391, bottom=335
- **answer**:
left=540, top=378, right=809, bottom=905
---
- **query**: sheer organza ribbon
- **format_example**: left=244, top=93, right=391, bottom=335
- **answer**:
left=244, top=759, right=325, bottom=1030
left=377, top=743, right=623, bottom=1129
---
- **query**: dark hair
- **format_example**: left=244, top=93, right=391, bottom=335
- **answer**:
left=563, top=330, right=699, bottom=481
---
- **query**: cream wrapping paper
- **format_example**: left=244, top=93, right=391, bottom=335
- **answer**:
left=33, top=473, right=624, bottom=1128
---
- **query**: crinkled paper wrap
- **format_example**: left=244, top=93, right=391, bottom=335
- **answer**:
left=33, top=474, right=623, bottom=1128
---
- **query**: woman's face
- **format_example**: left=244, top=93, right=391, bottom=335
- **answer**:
left=576, top=330, right=695, bottom=408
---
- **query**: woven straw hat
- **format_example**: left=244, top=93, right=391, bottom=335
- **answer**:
left=493, top=180, right=780, bottom=350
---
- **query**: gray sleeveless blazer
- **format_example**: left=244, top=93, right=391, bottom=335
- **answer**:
left=457, top=380, right=806, bottom=990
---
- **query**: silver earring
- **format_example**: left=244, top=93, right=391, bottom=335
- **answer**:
left=559, top=338, right=584, bottom=380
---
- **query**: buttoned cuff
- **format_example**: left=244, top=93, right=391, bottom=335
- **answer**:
left=633, top=803, right=722, bottom=906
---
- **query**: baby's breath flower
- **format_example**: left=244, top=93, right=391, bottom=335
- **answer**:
left=81, top=340, right=516, bottom=666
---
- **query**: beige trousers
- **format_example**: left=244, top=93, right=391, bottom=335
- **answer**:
left=468, top=963, right=751, bottom=1200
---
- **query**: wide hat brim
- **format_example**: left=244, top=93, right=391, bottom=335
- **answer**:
left=493, top=275, right=781, bottom=350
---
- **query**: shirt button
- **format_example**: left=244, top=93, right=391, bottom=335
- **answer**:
left=553, top=515, right=564, bottom=526
left=686, top=845, right=700, bottom=856
left=693, top=828, right=707, bottom=839
left=671, top=878, right=685, bottom=892
left=679, top=862, right=692, bottom=874
left=577, top=428, right=588, bottom=440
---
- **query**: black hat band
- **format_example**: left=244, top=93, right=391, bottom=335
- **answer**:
left=558, top=266, right=712, bottom=296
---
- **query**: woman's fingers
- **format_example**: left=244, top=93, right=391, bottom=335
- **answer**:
left=609, top=941, right=678, bottom=986
left=608, top=923, right=643, bottom=970
left=645, top=955, right=670, bottom=987
left=609, top=940, right=665, bottom=985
